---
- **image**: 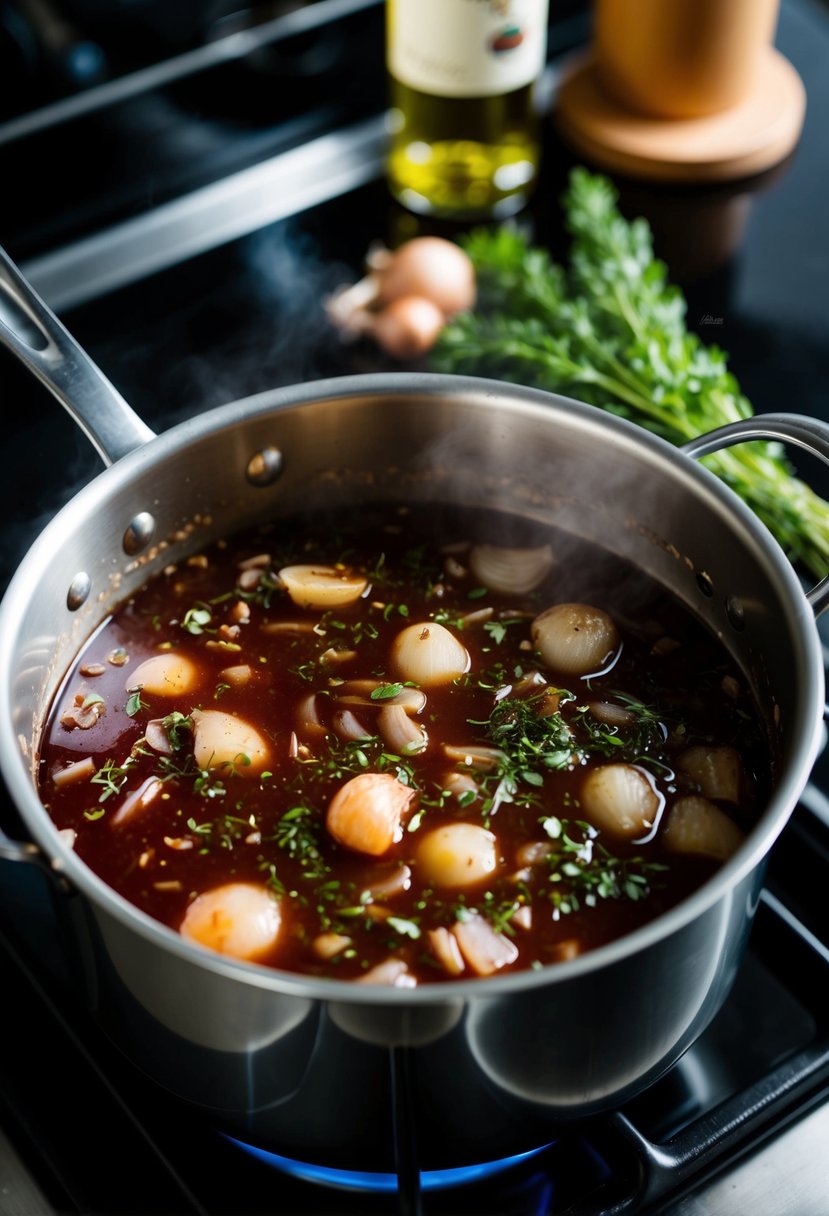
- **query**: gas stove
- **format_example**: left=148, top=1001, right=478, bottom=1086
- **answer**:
left=1, top=2, right=829, bottom=1214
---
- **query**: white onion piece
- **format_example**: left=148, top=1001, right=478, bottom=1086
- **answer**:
left=662, top=796, right=745, bottom=861
left=587, top=701, right=635, bottom=729
left=278, top=564, right=368, bottom=609
left=111, top=776, right=163, bottom=826
left=469, top=543, right=554, bottom=595
left=127, top=653, right=197, bottom=696
left=427, top=926, right=466, bottom=976
left=416, top=822, right=498, bottom=888
left=220, top=664, right=252, bottom=687
left=332, top=708, right=372, bottom=742
left=515, top=840, right=554, bottom=866
left=337, top=680, right=426, bottom=714
left=441, top=770, right=481, bottom=801
left=355, top=958, right=417, bottom=987
left=451, top=912, right=518, bottom=976
left=677, top=746, right=743, bottom=803
left=312, top=932, right=352, bottom=960
left=180, top=883, right=281, bottom=961
left=442, top=744, right=502, bottom=769
left=57, top=827, right=77, bottom=850
left=52, top=756, right=97, bottom=787
left=144, top=719, right=173, bottom=755
left=378, top=704, right=428, bottom=754
left=531, top=603, right=619, bottom=676
left=365, top=863, right=413, bottom=901
left=326, top=772, right=415, bottom=856
left=295, top=692, right=326, bottom=739
left=191, top=708, right=270, bottom=775
left=392, top=621, right=470, bottom=687
left=580, top=763, right=663, bottom=840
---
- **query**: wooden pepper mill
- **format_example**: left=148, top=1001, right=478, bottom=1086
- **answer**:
left=554, top=0, right=806, bottom=181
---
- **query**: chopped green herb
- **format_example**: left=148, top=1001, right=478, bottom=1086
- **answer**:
left=125, top=688, right=147, bottom=718
left=432, top=166, right=829, bottom=581
left=540, top=817, right=668, bottom=918
left=371, top=682, right=405, bottom=701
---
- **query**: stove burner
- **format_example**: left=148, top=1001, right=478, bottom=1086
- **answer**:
left=224, top=1134, right=554, bottom=1193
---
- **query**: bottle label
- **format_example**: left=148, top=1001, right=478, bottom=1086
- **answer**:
left=388, top=0, right=549, bottom=99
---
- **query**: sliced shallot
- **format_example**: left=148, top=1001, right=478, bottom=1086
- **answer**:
left=662, top=796, right=744, bottom=861
left=469, top=543, right=554, bottom=595
left=451, top=912, right=518, bottom=977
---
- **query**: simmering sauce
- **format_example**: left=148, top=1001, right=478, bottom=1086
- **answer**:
left=38, top=503, right=769, bottom=985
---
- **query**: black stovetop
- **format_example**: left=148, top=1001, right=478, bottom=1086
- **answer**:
left=1, top=1, right=829, bottom=1213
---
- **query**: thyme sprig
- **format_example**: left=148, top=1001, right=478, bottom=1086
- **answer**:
left=540, top=816, right=668, bottom=918
left=432, top=167, right=829, bottom=580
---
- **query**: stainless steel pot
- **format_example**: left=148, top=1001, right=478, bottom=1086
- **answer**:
left=1, top=247, right=827, bottom=1173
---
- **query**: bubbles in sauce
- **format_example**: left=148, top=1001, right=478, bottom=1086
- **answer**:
left=37, top=503, right=769, bottom=985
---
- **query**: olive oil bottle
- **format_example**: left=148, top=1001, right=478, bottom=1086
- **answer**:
left=386, top=0, right=550, bottom=220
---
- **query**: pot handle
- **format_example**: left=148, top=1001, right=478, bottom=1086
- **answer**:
left=681, top=413, right=829, bottom=617
left=0, top=245, right=155, bottom=465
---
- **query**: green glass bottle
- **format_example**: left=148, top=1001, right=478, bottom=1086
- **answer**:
left=386, top=0, right=550, bottom=220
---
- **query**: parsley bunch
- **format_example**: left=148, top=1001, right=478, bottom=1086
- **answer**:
left=432, top=167, right=829, bottom=580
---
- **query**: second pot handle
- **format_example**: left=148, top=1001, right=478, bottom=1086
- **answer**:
left=681, top=413, right=829, bottom=617
left=0, top=245, right=155, bottom=466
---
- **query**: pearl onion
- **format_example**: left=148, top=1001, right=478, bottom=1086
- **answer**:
left=180, top=883, right=281, bottom=961
left=127, top=653, right=197, bottom=696
left=531, top=603, right=619, bottom=677
left=417, top=822, right=499, bottom=888
left=392, top=621, right=470, bottom=687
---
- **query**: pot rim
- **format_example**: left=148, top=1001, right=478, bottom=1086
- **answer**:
left=1, top=371, right=823, bottom=1003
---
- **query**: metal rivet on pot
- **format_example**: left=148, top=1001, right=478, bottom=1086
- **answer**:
left=123, top=511, right=156, bottom=556
left=66, top=572, right=91, bottom=611
left=246, top=447, right=283, bottom=487
left=696, top=571, right=714, bottom=598
left=726, top=596, right=746, bottom=631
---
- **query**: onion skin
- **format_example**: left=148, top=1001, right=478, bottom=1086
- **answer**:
left=531, top=603, right=620, bottom=677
